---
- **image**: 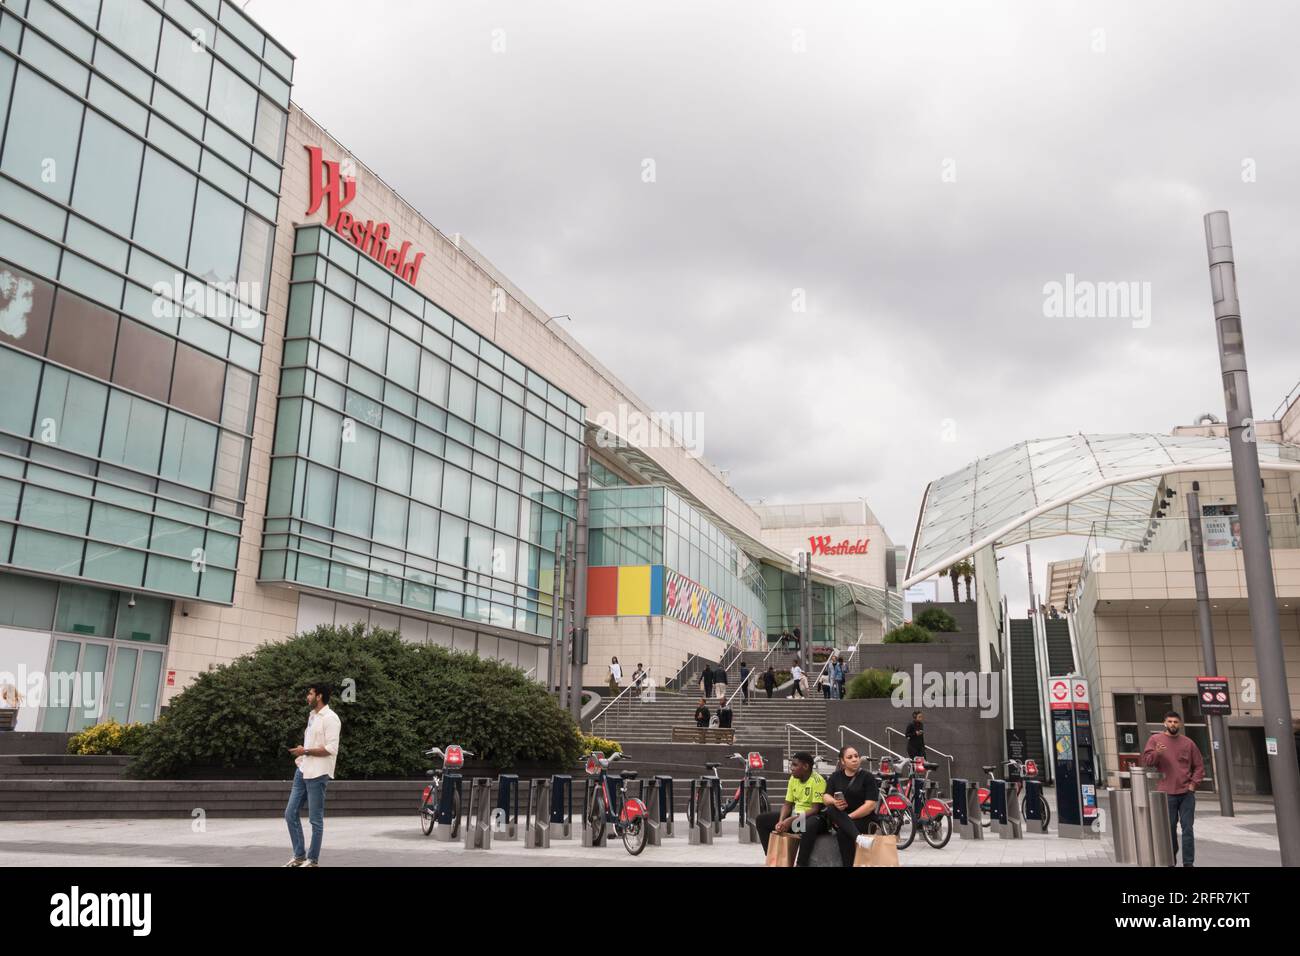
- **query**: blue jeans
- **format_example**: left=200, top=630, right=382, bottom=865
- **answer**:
left=1167, top=791, right=1195, bottom=866
left=286, top=769, right=330, bottom=862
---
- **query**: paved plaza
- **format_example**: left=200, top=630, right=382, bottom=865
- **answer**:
left=0, top=800, right=1280, bottom=867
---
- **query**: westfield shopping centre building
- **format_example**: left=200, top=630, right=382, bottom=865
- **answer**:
left=0, top=0, right=897, bottom=732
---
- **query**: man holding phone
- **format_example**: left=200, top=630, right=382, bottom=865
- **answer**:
left=1140, top=710, right=1204, bottom=867
left=284, top=683, right=341, bottom=867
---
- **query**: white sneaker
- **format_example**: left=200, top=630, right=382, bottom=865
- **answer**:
left=283, top=858, right=306, bottom=867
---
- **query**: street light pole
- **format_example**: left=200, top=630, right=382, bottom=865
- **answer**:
left=1203, top=210, right=1300, bottom=865
left=1186, top=484, right=1235, bottom=817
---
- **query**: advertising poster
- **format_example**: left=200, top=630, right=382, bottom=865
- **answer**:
left=1202, top=504, right=1241, bottom=551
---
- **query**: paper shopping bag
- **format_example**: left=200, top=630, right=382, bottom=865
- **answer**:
left=765, top=832, right=800, bottom=867
left=853, top=834, right=899, bottom=867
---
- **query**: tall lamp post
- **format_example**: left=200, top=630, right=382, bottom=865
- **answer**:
left=1203, top=210, right=1300, bottom=865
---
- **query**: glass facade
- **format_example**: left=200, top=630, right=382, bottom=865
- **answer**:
left=588, top=484, right=766, bottom=627
left=259, top=225, right=586, bottom=640
left=0, top=0, right=291, bottom=603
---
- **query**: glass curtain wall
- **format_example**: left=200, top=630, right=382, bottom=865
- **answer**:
left=260, top=226, right=584, bottom=640
left=0, top=0, right=292, bottom=603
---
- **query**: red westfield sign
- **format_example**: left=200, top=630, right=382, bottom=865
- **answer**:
left=305, top=146, right=425, bottom=285
left=808, top=535, right=869, bottom=556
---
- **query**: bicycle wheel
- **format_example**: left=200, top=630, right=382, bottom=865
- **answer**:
left=620, top=808, right=647, bottom=856
left=1038, top=794, right=1051, bottom=832
left=420, top=789, right=436, bottom=836
left=587, top=790, right=607, bottom=844
left=894, top=807, right=917, bottom=850
left=759, top=792, right=771, bottom=815
left=448, top=790, right=462, bottom=839
left=685, top=788, right=696, bottom=830
left=923, top=811, right=952, bottom=849
left=979, top=801, right=992, bottom=829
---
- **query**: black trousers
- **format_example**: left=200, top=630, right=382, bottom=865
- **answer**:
left=764, top=687, right=773, bottom=698
left=755, top=809, right=783, bottom=853
left=798, top=807, right=861, bottom=867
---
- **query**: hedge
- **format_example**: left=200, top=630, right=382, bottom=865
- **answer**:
left=128, top=624, right=580, bottom=779
left=845, top=668, right=898, bottom=700
left=883, top=623, right=934, bottom=644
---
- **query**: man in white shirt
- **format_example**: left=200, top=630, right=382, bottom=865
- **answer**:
left=284, top=683, right=341, bottom=867
left=790, top=662, right=805, bottom=698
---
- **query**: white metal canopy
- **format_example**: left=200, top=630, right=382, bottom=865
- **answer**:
left=903, top=433, right=1300, bottom=589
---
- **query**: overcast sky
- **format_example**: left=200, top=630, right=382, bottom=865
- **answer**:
left=247, top=0, right=1300, bottom=607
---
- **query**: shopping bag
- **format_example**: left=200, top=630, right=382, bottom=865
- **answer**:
left=765, top=832, right=800, bottom=867
left=853, top=834, right=900, bottom=867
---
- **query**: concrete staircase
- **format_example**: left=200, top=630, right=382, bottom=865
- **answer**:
left=593, top=691, right=830, bottom=753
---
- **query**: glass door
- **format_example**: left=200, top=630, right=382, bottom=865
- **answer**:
left=105, top=647, right=138, bottom=724
left=41, top=637, right=109, bottom=731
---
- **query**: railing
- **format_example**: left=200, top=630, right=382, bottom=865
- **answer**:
left=723, top=639, right=784, bottom=707
left=811, top=644, right=858, bottom=697
left=664, top=653, right=703, bottom=694
left=838, top=725, right=904, bottom=765
left=785, top=723, right=840, bottom=767
left=590, top=681, right=638, bottom=737
left=885, top=726, right=954, bottom=788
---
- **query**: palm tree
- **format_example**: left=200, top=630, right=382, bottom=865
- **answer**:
left=945, top=564, right=961, bottom=602
left=961, top=562, right=975, bottom=602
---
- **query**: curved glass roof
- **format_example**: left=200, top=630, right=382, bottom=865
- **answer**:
left=904, top=433, right=1300, bottom=586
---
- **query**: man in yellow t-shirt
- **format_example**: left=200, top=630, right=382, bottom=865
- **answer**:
left=755, top=751, right=826, bottom=861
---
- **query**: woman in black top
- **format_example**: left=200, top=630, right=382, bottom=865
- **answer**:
left=799, top=745, right=880, bottom=867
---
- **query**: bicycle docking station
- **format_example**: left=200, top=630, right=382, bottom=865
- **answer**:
left=653, top=775, right=675, bottom=841
left=549, top=774, right=574, bottom=840
left=494, top=774, right=520, bottom=841
left=738, top=777, right=766, bottom=844
left=431, top=772, right=464, bottom=842
left=988, top=778, right=1024, bottom=839
left=463, top=777, right=494, bottom=850
left=952, top=778, right=984, bottom=840
left=1023, top=778, right=1045, bottom=828
left=643, top=777, right=664, bottom=846
left=524, top=778, right=551, bottom=849
left=581, top=778, right=609, bottom=848
left=687, top=776, right=718, bottom=845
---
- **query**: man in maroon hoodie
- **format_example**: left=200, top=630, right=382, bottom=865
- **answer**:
left=1140, top=711, right=1205, bottom=867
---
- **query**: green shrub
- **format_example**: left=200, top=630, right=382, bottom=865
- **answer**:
left=774, top=670, right=792, bottom=686
left=67, top=720, right=149, bottom=756
left=884, top=623, right=933, bottom=644
left=914, top=608, right=958, bottom=632
left=845, top=668, right=899, bottom=700
left=577, top=733, right=622, bottom=755
left=129, top=623, right=580, bottom=779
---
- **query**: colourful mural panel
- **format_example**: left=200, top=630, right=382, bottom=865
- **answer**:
left=662, top=568, right=764, bottom=649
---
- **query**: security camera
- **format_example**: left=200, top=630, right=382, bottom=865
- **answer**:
left=181, top=603, right=190, bottom=617
left=127, top=594, right=137, bottom=609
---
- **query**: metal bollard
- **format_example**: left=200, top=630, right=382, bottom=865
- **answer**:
left=738, top=777, right=765, bottom=844
left=463, top=777, right=493, bottom=849
left=654, top=775, right=676, bottom=838
left=688, top=777, right=715, bottom=845
left=431, top=772, right=463, bottom=842
left=1107, top=787, right=1136, bottom=864
left=1149, top=790, right=1174, bottom=867
left=1130, top=767, right=1157, bottom=866
left=549, top=774, right=573, bottom=840
left=524, top=778, right=550, bottom=848
left=494, top=774, right=520, bottom=841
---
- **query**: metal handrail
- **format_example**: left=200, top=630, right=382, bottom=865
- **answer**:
left=885, top=725, right=954, bottom=785
left=664, top=653, right=699, bottom=693
left=838, top=725, right=904, bottom=763
left=812, top=644, right=858, bottom=693
left=723, top=639, right=787, bottom=706
left=591, top=681, right=638, bottom=736
left=784, top=723, right=840, bottom=766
